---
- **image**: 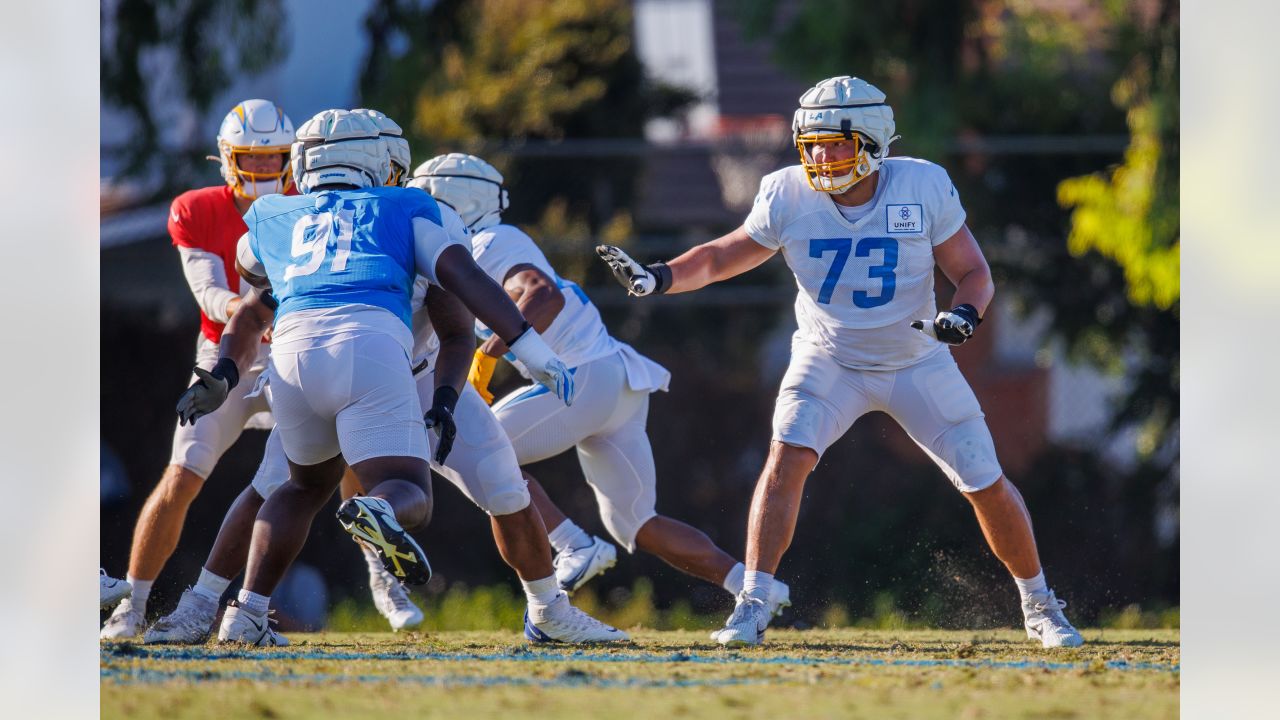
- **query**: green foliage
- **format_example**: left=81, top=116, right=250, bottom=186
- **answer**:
left=1058, top=15, right=1179, bottom=310
left=359, top=0, right=695, bottom=231
left=101, top=0, right=289, bottom=184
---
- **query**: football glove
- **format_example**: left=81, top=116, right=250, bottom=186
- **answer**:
left=468, top=349, right=498, bottom=405
left=507, top=327, right=575, bottom=406
left=595, top=245, right=671, bottom=296
left=176, top=358, right=239, bottom=425
left=910, top=304, right=982, bottom=346
left=423, top=386, right=459, bottom=465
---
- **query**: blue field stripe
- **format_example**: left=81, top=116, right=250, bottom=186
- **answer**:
left=100, top=666, right=767, bottom=688
left=100, top=645, right=1179, bottom=674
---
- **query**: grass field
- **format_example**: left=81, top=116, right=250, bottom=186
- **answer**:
left=101, top=628, right=1179, bottom=719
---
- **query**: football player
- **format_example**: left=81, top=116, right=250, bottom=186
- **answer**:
left=409, top=154, right=791, bottom=618
left=143, top=112, right=428, bottom=642
left=176, top=109, right=623, bottom=645
left=597, top=76, right=1083, bottom=648
left=102, top=99, right=294, bottom=639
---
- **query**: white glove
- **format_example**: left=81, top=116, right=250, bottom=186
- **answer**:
left=508, top=328, right=576, bottom=406
left=595, top=245, right=668, bottom=296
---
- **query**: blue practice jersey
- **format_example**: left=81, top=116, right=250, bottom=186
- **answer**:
left=245, top=186, right=444, bottom=327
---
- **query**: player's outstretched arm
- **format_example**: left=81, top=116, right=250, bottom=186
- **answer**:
left=421, top=286, right=474, bottom=463
left=176, top=289, right=275, bottom=425
left=910, top=224, right=995, bottom=345
left=596, top=226, right=775, bottom=296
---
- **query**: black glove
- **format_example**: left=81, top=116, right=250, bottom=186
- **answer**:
left=423, top=386, right=459, bottom=464
left=176, top=358, right=240, bottom=425
left=910, top=304, right=982, bottom=346
left=595, top=245, right=671, bottom=296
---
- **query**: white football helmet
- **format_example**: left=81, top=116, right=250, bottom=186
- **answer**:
left=408, top=153, right=509, bottom=231
left=216, top=99, right=295, bottom=198
left=352, top=108, right=411, bottom=186
left=290, top=109, right=390, bottom=194
left=792, top=76, right=900, bottom=194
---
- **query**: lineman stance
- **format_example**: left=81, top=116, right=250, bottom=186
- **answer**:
left=177, top=109, right=624, bottom=645
left=144, top=113, right=432, bottom=641
left=103, top=99, right=293, bottom=638
left=409, top=154, right=790, bottom=616
left=598, top=76, right=1082, bottom=648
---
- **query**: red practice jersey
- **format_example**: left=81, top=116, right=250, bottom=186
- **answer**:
left=168, top=185, right=250, bottom=343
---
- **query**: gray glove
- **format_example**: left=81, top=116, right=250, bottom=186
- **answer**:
left=176, top=359, right=239, bottom=425
left=595, top=245, right=671, bottom=296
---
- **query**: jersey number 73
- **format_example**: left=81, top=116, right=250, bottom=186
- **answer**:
left=808, top=237, right=898, bottom=308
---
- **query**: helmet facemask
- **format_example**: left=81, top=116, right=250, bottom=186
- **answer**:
left=220, top=144, right=293, bottom=199
left=796, top=127, right=881, bottom=194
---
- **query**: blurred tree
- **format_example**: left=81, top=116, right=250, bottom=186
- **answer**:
left=359, top=0, right=696, bottom=245
left=1058, top=1, right=1179, bottom=311
left=101, top=0, right=288, bottom=188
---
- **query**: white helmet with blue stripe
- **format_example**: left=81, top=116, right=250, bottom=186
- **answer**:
left=290, top=109, right=390, bottom=194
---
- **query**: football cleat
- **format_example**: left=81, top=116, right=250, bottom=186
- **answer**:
left=217, top=602, right=289, bottom=647
left=711, top=595, right=771, bottom=647
left=768, top=579, right=792, bottom=618
left=523, top=593, right=629, bottom=644
left=370, top=567, right=424, bottom=631
left=99, top=569, right=132, bottom=610
left=553, top=535, right=618, bottom=593
left=100, top=598, right=145, bottom=639
left=144, top=588, right=218, bottom=645
left=337, top=496, right=432, bottom=585
left=1023, top=590, right=1084, bottom=648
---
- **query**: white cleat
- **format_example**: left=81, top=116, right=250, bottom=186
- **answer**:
left=553, top=536, right=617, bottom=593
left=100, top=569, right=132, bottom=610
left=712, top=595, right=771, bottom=647
left=101, top=598, right=145, bottom=639
left=144, top=588, right=219, bottom=644
left=524, top=592, right=629, bottom=644
left=768, top=579, right=792, bottom=618
left=217, top=602, right=289, bottom=647
left=1024, top=590, right=1084, bottom=648
left=370, top=568, right=424, bottom=631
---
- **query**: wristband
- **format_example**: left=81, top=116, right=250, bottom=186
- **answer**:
left=646, top=262, right=673, bottom=294
left=431, top=385, right=460, bottom=415
left=210, top=357, right=240, bottom=390
left=951, top=303, right=982, bottom=327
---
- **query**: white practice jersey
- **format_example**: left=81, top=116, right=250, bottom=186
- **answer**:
left=470, top=224, right=620, bottom=369
left=744, top=158, right=967, bottom=370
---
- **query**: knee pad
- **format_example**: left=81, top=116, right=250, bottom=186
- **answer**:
left=934, top=417, right=1003, bottom=493
left=170, top=440, right=218, bottom=480
left=470, top=443, right=530, bottom=516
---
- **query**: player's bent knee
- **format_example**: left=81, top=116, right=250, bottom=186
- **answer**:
left=469, top=443, right=530, bottom=516
left=932, top=418, right=1003, bottom=493
left=158, top=465, right=207, bottom=500
left=485, top=488, right=531, bottom=517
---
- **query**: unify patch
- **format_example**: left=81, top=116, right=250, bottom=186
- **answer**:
left=887, top=204, right=922, bottom=234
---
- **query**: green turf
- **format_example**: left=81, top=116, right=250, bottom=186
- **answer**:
left=101, top=628, right=1179, bottom=719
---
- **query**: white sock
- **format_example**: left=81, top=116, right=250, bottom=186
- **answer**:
left=521, top=575, right=561, bottom=610
left=192, top=568, right=231, bottom=603
left=722, top=562, right=745, bottom=596
left=360, top=542, right=387, bottom=577
left=547, top=519, right=593, bottom=553
left=126, top=576, right=153, bottom=611
left=1014, top=570, right=1048, bottom=602
left=237, top=588, right=270, bottom=615
left=743, top=570, right=774, bottom=604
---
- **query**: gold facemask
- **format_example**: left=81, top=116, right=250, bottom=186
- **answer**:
left=795, top=132, right=875, bottom=194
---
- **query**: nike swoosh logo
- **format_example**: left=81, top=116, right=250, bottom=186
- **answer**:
left=171, top=211, right=180, bottom=223
left=246, top=616, right=264, bottom=632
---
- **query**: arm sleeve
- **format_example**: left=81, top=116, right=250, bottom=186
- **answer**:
left=412, top=216, right=467, bottom=286
left=928, top=166, right=967, bottom=246
left=176, top=246, right=240, bottom=323
left=235, top=233, right=267, bottom=281
left=742, top=174, right=784, bottom=250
